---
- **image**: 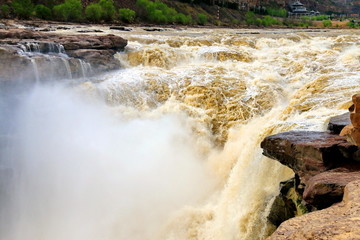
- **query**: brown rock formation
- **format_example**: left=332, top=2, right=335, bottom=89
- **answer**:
left=0, top=28, right=127, bottom=81
left=340, top=94, right=360, bottom=146
left=303, top=169, right=360, bottom=209
left=260, top=131, right=359, bottom=184
left=267, top=180, right=360, bottom=240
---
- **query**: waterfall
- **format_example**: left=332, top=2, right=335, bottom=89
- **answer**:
left=30, top=58, right=40, bottom=83
left=78, top=59, right=92, bottom=78
left=61, top=58, right=73, bottom=79
left=1, top=28, right=360, bottom=240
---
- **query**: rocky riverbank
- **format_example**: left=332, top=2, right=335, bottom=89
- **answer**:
left=0, top=23, right=127, bottom=83
left=261, top=112, right=360, bottom=239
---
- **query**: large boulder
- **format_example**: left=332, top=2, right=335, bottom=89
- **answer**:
left=267, top=180, right=360, bottom=240
left=261, top=131, right=359, bottom=184
left=303, top=169, right=360, bottom=209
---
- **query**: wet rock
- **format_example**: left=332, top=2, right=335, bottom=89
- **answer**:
left=0, top=46, right=35, bottom=82
left=260, top=131, right=359, bottom=184
left=267, top=180, right=360, bottom=240
left=303, top=169, right=360, bottom=209
left=110, top=26, right=132, bottom=31
left=67, top=49, right=119, bottom=73
left=268, top=178, right=298, bottom=227
left=77, top=29, right=104, bottom=33
left=0, top=28, right=128, bottom=81
left=0, top=29, right=127, bottom=51
left=143, top=28, right=165, bottom=32
left=327, top=112, right=350, bottom=134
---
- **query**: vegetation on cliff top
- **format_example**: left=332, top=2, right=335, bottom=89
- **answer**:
left=0, top=0, right=358, bottom=28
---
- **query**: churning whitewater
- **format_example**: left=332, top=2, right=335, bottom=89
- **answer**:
left=1, top=27, right=360, bottom=240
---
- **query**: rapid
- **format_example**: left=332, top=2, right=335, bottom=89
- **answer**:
left=1, top=26, right=360, bottom=240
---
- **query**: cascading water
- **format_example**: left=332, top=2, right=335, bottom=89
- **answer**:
left=1, top=27, right=360, bottom=240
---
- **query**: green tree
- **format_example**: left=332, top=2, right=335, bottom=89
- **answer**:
left=85, top=3, right=102, bottom=22
left=12, top=0, right=34, bottom=19
left=35, top=4, right=52, bottom=19
left=98, top=0, right=116, bottom=21
left=119, top=8, right=136, bottom=23
left=197, top=13, right=207, bottom=25
left=0, top=4, right=10, bottom=18
left=53, top=0, right=82, bottom=21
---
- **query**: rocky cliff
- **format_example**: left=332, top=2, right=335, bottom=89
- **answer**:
left=0, top=24, right=127, bottom=83
left=261, top=113, right=360, bottom=239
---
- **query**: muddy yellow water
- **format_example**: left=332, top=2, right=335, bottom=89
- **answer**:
left=6, top=27, right=360, bottom=240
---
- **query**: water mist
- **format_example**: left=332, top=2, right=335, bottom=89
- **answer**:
left=0, top=84, right=213, bottom=240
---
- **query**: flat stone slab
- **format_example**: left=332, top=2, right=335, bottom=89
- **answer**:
left=327, top=112, right=350, bottom=134
left=261, top=131, right=359, bottom=184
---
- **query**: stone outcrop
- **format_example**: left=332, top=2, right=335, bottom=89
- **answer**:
left=261, top=131, right=359, bottom=185
left=262, top=110, right=360, bottom=239
left=267, top=180, right=360, bottom=240
left=0, top=28, right=127, bottom=82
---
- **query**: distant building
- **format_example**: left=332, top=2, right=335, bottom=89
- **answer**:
left=288, top=1, right=320, bottom=17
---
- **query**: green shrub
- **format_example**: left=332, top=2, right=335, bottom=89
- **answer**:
left=136, top=0, right=187, bottom=24
left=98, top=0, right=116, bottom=21
left=197, top=13, right=207, bottom=25
left=267, top=8, right=287, bottom=17
left=0, top=4, right=10, bottom=18
left=322, top=19, right=332, bottom=28
left=12, top=0, right=34, bottom=19
left=85, top=3, right=102, bottom=22
left=175, top=13, right=191, bottom=24
left=245, top=11, right=256, bottom=26
left=53, top=0, right=82, bottom=21
left=35, top=4, right=52, bottom=19
left=119, top=8, right=136, bottom=23
left=346, top=20, right=357, bottom=28
left=262, top=15, right=281, bottom=26
left=231, top=18, right=240, bottom=25
left=255, top=18, right=262, bottom=26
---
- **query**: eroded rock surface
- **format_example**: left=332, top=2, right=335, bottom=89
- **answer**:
left=0, top=28, right=127, bottom=81
left=261, top=131, right=359, bottom=184
left=267, top=180, right=360, bottom=240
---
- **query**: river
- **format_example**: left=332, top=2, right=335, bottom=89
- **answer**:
left=1, top=26, right=360, bottom=240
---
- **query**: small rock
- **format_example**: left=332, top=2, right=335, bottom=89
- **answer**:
left=110, top=26, right=132, bottom=31
left=327, top=112, right=350, bottom=134
left=77, top=29, right=104, bottom=33
left=143, top=28, right=165, bottom=32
